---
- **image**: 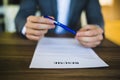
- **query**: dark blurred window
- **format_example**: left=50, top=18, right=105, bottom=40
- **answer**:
left=8, top=0, right=21, bottom=5
left=0, top=0, right=3, bottom=6
left=0, top=14, right=4, bottom=32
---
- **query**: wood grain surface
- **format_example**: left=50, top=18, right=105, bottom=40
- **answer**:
left=0, top=33, right=120, bottom=80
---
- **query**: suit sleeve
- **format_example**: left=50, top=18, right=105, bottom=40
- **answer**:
left=15, top=0, right=38, bottom=37
left=85, top=0, right=104, bottom=29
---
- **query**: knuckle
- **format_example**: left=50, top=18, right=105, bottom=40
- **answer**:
left=36, top=24, right=47, bottom=29
left=86, top=31, right=95, bottom=36
left=33, top=24, right=41, bottom=29
left=26, top=29, right=31, bottom=35
left=35, top=24, right=40, bottom=28
left=34, top=31, right=40, bottom=35
left=26, top=34, right=31, bottom=40
left=100, top=29, right=103, bottom=33
left=35, top=30, right=43, bottom=36
left=98, top=35, right=103, bottom=40
left=37, top=16, right=42, bottom=21
left=98, top=28, right=104, bottom=34
left=92, top=31, right=98, bottom=36
left=39, top=16, right=44, bottom=22
left=27, top=16, right=33, bottom=21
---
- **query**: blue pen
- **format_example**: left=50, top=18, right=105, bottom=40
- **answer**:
left=44, top=16, right=76, bottom=35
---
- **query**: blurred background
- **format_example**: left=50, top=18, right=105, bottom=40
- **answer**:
left=0, top=0, right=120, bottom=45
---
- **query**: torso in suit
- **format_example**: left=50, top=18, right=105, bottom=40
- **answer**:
left=15, top=0, right=104, bottom=37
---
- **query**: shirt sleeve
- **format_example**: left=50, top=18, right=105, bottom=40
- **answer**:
left=21, top=26, right=26, bottom=35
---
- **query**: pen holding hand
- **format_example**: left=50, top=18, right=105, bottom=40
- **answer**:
left=25, top=16, right=55, bottom=41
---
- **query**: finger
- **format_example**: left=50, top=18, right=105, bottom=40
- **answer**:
left=80, top=41, right=101, bottom=48
left=26, top=28, right=48, bottom=36
left=25, top=22, right=55, bottom=30
left=76, top=29, right=98, bottom=37
left=27, top=16, right=54, bottom=24
left=26, top=34, right=44, bottom=41
left=76, top=34, right=103, bottom=43
left=79, top=40, right=101, bottom=48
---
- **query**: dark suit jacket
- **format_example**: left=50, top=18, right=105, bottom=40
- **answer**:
left=15, top=0, right=104, bottom=37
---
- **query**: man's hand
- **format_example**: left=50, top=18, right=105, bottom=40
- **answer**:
left=75, top=25, right=104, bottom=48
left=25, top=16, right=55, bottom=40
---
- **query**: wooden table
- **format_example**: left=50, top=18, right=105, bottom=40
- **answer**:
left=0, top=33, right=120, bottom=80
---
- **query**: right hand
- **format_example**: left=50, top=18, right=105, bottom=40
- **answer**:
left=25, top=16, right=55, bottom=41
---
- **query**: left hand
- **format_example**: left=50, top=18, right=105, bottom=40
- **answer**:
left=75, top=25, right=104, bottom=48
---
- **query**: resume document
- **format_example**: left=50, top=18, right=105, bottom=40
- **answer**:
left=30, top=37, right=109, bottom=68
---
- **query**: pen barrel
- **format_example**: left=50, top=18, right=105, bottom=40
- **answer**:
left=54, top=22, right=76, bottom=35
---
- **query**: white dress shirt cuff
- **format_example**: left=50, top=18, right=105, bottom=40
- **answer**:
left=21, top=26, right=26, bottom=35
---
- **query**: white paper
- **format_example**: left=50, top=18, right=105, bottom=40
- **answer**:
left=30, top=37, right=109, bottom=69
